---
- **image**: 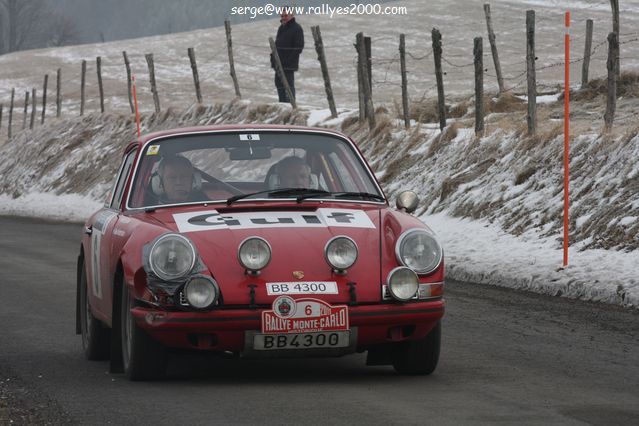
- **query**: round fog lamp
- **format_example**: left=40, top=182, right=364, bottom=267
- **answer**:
left=325, top=236, right=358, bottom=271
left=238, top=237, right=271, bottom=272
left=184, top=276, right=219, bottom=309
left=387, top=267, right=419, bottom=301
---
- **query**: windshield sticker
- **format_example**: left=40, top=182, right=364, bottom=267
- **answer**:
left=173, top=208, right=376, bottom=233
left=147, top=145, right=160, bottom=155
left=239, top=134, right=260, bottom=141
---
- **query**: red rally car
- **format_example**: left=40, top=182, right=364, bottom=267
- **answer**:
left=76, top=125, right=445, bottom=380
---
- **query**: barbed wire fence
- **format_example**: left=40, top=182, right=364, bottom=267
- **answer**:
left=1, top=0, right=638, bottom=140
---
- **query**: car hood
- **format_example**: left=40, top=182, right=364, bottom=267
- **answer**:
left=147, top=205, right=383, bottom=305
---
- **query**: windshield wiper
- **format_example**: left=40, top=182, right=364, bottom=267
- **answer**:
left=296, top=191, right=386, bottom=202
left=226, top=188, right=330, bottom=205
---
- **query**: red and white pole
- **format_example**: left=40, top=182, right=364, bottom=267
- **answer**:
left=563, top=11, right=570, bottom=266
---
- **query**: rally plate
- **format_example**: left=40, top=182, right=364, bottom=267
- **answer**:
left=261, top=296, right=349, bottom=333
left=253, top=331, right=350, bottom=350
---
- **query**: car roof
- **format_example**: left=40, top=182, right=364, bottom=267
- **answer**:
left=125, top=124, right=351, bottom=153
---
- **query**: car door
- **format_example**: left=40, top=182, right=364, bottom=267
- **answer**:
left=88, top=149, right=137, bottom=321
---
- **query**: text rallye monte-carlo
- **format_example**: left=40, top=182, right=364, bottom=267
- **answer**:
left=76, top=124, right=445, bottom=380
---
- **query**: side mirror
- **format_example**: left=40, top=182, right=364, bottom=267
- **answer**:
left=396, top=190, right=419, bottom=214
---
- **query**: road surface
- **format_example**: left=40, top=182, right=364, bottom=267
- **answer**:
left=0, top=216, right=637, bottom=425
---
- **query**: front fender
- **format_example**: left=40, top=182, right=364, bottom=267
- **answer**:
left=380, top=209, right=445, bottom=284
left=119, top=222, right=168, bottom=299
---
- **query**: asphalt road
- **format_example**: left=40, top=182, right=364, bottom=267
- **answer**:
left=1, top=216, right=638, bottom=425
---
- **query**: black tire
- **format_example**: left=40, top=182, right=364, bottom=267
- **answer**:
left=120, top=284, right=167, bottom=381
left=79, top=262, right=110, bottom=360
left=392, top=322, right=441, bottom=375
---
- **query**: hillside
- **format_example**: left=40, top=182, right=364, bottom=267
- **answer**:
left=1, top=0, right=638, bottom=307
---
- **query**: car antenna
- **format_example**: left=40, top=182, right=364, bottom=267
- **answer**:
left=132, top=74, right=141, bottom=138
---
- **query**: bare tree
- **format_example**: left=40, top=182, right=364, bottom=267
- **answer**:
left=0, top=0, right=46, bottom=52
left=47, top=14, right=79, bottom=47
left=0, top=7, right=4, bottom=54
left=0, top=0, right=78, bottom=53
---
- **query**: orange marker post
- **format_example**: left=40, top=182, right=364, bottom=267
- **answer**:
left=563, top=11, right=570, bottom=267
left=132, top=74, right=141, bottom=138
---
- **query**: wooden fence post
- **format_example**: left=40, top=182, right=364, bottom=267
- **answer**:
left=145, top=53, right=161, bottom=113
left=364, top=36, right=372, bottom=97
left=8, top=88, right=14, bottom=138
left=224, top=19, right=242, bottom=99
left=187, top=47, right=203, bottom=103
left=41, top=74, right=48, bottom=124
left=30, top=88, right=36, bottom=130
left=56, top=68, right=61, bottom=118
left=526, top=10, right=537, bottom=136
left=356, top=39, right=365, bottom=122
left=399, top=33, right=410, bottom=129
left=604, top=32, right=618, bottom=131
left=432, top=28, right=446, bottom=130
left=356, top=32, right=375, bottom=130
left=269, top=37, right=296, bottom=108
left=610, top=0, right=620, bottom=79
left=80, top=59, right=86, bottom=116
left=22, top=91, right=29, bottom=130
left=97, top=56, right=105, bottom=113
left=123, top=51, right=134, bottom=113
left=474, top=37, right=484, bottom=136
left=311, top=25, right=337, bottom=118
left=581, top=19, right=594, bottom=89
left=484, top=3, right=504, bottom=93
left=356, top=33, right=369, bottom=120
left=0, top=104, right=3, bottom=130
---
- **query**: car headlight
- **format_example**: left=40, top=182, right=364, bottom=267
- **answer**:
left=325, top=236, right=358, bottom=272
left=387, top=267, right=419, bottom=301
left=149, top=233, right=197, bottom=281
left=184, top=275, right=219, bottom=309
left=395, top=229, right=443, bottom=275
left=238, top=237, right=271, bottom=273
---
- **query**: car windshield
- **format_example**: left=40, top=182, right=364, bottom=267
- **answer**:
left=127, top=131, right=384, bottom=209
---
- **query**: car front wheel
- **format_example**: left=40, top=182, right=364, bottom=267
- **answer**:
left=120, top=284, right=167, bottom=381
left=392, top=322, right=441, bottom=375
left=79, top=263, right=110, bottom=360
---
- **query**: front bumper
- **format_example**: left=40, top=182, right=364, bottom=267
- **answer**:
left=131, top=299, right=444, bottom=353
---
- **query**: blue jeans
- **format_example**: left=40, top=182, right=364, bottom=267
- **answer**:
left=275, top=71, right=295, bottom=103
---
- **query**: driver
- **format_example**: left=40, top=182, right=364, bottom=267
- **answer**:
left=156, top=155, right=207, bottom=204
left=277, top=156, right=312, bottom=188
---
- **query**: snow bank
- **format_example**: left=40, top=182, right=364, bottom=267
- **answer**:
left=0, top=192, right=102, bottom=222
left=427, top=213, right=639, bottom=307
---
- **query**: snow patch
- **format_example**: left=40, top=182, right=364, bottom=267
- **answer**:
left=424, top=212, right=639, bottom=308
left=0, top=192, right=103, bottom=223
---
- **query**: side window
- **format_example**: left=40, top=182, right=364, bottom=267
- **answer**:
left=109, top=150, right=137, bottom=210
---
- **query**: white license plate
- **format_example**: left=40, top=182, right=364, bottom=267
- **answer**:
left=253, top=331, right=350, bottom=350
left=266, top=281, right=338, bottom=295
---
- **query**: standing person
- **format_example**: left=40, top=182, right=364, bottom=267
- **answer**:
left=270, top=7, right=304, bottom=103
